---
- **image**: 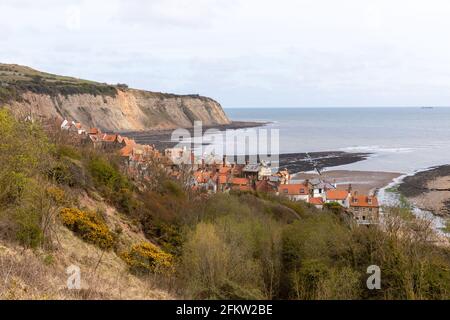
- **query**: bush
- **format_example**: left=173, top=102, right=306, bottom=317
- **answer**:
left=323, top=202, right=345, bottom=215
left=121, top=242, right=173, bottom=275
left=60, top=208, right=114, bottom=249
left=180, top=222, right=266, bottom=299
left=13, top=208, right=44, bottom=248
left=88, top=156, right=128, bottom=190
left=87, top=155, right=138, bottom=213
left=46, top=186, right=66, bottom=205
left=56, top=145, right=81, bottom=160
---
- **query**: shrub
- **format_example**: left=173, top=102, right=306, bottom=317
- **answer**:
left=13, top=208, right=44, bottom=248
left=60, top=208, right=114, bottom=249
left=88, top=156, right=130, bottom=193
left=323, top=202, right=345, bottom=215
left=56, top=145, right=81, bottom=160
left=46, top=186, right=66, bottom=205
left=121, top=242, right=173, bottom=275
left=180, top=222, right=266, bottom=299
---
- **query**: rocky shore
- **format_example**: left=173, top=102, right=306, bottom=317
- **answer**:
left=278, top=151, right=370, bottom=173
left=120, top=121, right=268, bottom=150
left=399, top=165, right=450, bottom=216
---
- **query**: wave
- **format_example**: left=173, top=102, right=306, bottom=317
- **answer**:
left=340, top=145, right=416, bottom=153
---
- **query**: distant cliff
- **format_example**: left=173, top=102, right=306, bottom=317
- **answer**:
left=0, top=63, right=230, bottom=131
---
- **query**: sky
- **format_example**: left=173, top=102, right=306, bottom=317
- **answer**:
left=1, top=0, right=450, bottom=108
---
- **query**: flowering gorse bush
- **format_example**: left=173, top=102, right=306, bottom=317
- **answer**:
left=121, top=242, right=174, bottom=274
left=60, top=208, right=114, bottom=249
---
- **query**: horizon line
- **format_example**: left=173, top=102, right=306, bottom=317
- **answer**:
left=223, top=105, right=450, bottom=109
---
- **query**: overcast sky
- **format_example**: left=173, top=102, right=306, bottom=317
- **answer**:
left=1, top=0, right=450, bottom=107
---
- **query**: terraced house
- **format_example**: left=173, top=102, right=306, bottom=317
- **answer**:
left=348, top=192, right=380, bottom=225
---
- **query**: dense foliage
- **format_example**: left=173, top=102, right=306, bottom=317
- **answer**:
left=0, top=108, right=449, bottom=300
left=60, top=208, right=114, bottom=250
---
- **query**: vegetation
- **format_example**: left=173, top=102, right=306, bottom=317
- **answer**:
left=60, top=208, right=114, bottom=250
left=0, top=107, right=449, bottom=300
left=121, top=242, right=174, bottom=274
left=443, top=219, right=450, bottom=234
left=0, top=63, right=117, bottom=104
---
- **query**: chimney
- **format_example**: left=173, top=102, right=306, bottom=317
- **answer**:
left=223, top=155, right=226, bottom=167
left=347, top=184, right=352, bottom=193
left=352, top=191, right=358, bottom=203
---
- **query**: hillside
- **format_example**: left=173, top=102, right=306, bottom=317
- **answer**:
left=1, top=108, right=450, bottom=300
left=0, top=63, right=230, bottom=131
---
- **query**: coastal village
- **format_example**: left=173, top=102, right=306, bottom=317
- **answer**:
left=58, top=119, right=380, bottom=226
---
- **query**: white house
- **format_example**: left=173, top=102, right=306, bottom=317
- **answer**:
left=278, top=183, right=311, bottom=202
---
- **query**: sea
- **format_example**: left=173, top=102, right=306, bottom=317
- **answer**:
left=223, top=107, right=450, bottom=174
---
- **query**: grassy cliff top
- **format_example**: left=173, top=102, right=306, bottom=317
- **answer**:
left=0, top=63, right=99, bottom=84
left=0, top=63, right=118, bottom=103
left=0, top=63, right=216, bottom=104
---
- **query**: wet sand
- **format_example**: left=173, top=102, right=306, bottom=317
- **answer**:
left=294, top=170, right=402, bottom=195
left=121, top=121, right=399, bottom=195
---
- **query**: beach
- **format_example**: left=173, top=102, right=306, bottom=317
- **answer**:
left=399, top=165, right=450, bottom=217
left=294, top=170, right=402, bottom=194
left=119, top=121, right=268, bottom=150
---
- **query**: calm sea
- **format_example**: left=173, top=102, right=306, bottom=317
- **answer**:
left=223, top=107, right=450, bottom=174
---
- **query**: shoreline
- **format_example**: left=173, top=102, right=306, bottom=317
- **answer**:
left=119, top=120, right=269, bottom=149
left=378, top=171, right=449, bottom=237
left=278, top=151, right=370, bottom=173
left=398, top=165, right=450, bottom=217
left=120, top=119, right=449, bottom=221
left=293, top=170, right=402, bottom=195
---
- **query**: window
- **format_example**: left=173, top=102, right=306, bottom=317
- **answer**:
left=362, top=216, right=366, bottom=220
left=300, top=188, right=304, bottom=194
left=283, top=189, right=288, bottom=193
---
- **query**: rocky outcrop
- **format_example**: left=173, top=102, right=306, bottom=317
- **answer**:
left=8, top=88, right=230, bottom=131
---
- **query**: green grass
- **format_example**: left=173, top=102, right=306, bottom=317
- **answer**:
left=385, top=186, right=399, bottom=193
left=0, top=63, right=118, bottom=103
left=443, top=219, right=450, bottom=234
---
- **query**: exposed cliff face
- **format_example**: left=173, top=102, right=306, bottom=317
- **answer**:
left=1, top=63, right=230, bottom=131
left=9, top=89, right=230, bottom=131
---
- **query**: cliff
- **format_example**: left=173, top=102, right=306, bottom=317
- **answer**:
left=0, top=63, right=230, bottom=131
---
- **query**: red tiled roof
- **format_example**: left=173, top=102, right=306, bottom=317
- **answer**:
left=239, top=185, right=252, bottom=191
left=123, top=137, right=136, bottom=146
left=218, top=174, right=228, bottom=184
left=309, top=197, right=324, bottom=205
left=278, top=184, right=310, bottom=195
left=350, top=195, right=379, bottom=208
left=194, top=171, right=212, bottom=183
left=102, top=134, right=117, bottom=142
left=120, top=145, right=133, bottom=157
left=231, top=177, right=249, bottom=186
left=326, top=190, right=349, bottom=200
left=89, top=128, right=100, bottom=135
left=219, top=166, right=231, bottom=174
